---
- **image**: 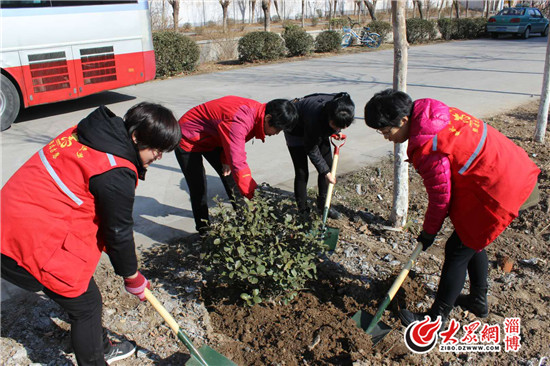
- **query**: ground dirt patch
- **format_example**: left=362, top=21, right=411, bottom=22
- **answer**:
left=1, top=101, right=549, bottom=365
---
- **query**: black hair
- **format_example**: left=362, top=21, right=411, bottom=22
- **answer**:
left=325, top=92, right=355, bottom=129
left=364, top=89, right=413, bottom=129
left=124, top=102, right=181, bottom=152
left=265, top=99, right=299, bottom=132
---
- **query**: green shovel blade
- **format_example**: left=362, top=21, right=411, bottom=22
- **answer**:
left=352, top=310, right=393, bottom=346
left=185, top=345, right=237, bottom=366
left=323, top=227, right=340, bottom=250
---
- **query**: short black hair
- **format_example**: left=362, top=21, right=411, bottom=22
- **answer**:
left=325, top=92, right=355, bottom=129
left=265, top=99, right=299, bottom=132
left=124, top=102, right=181, bottom=152
left=364, top=89, right=413, bottom=129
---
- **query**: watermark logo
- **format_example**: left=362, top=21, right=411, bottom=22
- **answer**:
left=404, top=316, right=522, bottom=354
left=403, top=316, right=442, bottom=354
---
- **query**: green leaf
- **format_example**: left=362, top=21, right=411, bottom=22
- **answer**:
left=237, top=246, right=245, bottom=256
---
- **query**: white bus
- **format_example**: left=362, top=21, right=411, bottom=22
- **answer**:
left=0, top=0, right=156, bottom=131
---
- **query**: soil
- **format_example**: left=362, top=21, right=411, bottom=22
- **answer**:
left=1, top=102, right=549, bottom=365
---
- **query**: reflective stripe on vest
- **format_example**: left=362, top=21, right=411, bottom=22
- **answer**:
left=107, top=153, right=117, bottom=166
left=432, top=121, right=488, bottom=175
left=39, top=149, right=119, bottom=206
left=459, top=121, right=487, bottom=175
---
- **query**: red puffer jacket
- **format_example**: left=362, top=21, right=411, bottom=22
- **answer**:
left=178, top=96, right=266, bottom=199
left=407, top=99, right=539, bottom=250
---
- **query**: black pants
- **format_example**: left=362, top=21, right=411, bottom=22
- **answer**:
left=286, top=140, right=332, bottom=211
left=1, top=254, right=110, bottom=366
left=435, top=231, right=488, bottom=306
left=175, top=146, right=243, bottom=232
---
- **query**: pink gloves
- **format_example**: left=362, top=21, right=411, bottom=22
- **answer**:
left=124, top=271, right=150, bottom=301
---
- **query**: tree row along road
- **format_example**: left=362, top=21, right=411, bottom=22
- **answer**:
left=1, top=37, right=547, bottom=249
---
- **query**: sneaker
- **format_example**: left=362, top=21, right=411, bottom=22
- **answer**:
left=105, top=340, right=136, bottom=365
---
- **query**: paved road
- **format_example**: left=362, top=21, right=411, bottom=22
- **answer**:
left=2, top=37, right=547, bottom=254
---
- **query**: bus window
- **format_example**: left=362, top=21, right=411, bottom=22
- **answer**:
left=0, top=1, right=51, bottom=8
left=50, top=1, right=138, bottom=6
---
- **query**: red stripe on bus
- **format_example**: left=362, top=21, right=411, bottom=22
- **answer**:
left=3, top=50, right=156, bottom=108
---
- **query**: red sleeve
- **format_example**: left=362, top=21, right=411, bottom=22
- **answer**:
left=416, top=152, right=452, bottom=235
left=217, top=111, right=257, bottom=199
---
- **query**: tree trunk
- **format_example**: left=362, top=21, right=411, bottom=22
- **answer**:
left=250, top=0, right=257, bottom=23
left=301, top=0, right=305, bottom=27
left=328, top=0, right=333, bottom=29
left=364, top=0, right=377, bottom=21
left=355, top=0, right=362, bottom=23
left=438, top=0, right=445, bottom=18
left=453, top=0, right=460, bottom=18
left=535, top=34, right=550, bottom=143
left=414, top=0, right=424, bottom=19
left=262, top=0, right=271, bottom=31
left=391, top=0, right=409, bottom=228
left=168, top=0, right=180, bottom=30
left=465, top=0, right=469, bottom=17
left=273, top=0, right=281, bottom=20
left=220, top=0, right=231, bottom=33
left=426, top=0, right=431, bottom=19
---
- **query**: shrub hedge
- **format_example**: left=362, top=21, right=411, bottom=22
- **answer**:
left=315, top=30, right=342, bottom=53
left=283, top=24, right=314, bottom=57
left=437, top=17, right=487, bottom=40
left=406, top=18, right=437, bottom=44
left=152, top=31, right=200, bottom=78
left=238, top=31, right=286, bottom=62
left=367, top=20, right=392, bottom=42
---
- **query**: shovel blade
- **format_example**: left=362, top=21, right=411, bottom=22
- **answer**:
left=185, top=345, right=237, bottom=366
left=323, top=227, right=340, bottom=250
left=352, top=310, right=392, bottom=346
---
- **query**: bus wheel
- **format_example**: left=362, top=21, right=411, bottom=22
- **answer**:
left=0, top=74, right=20, bottom=131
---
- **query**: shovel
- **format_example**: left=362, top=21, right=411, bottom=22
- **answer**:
left=320, top=134, right=347, bottom=250
left=352, top=242, right=423, bottom=345
left=144, top=288, right=236, bottom=366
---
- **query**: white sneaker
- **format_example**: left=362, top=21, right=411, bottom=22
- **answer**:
left=104, top=340, right=136, bottom=365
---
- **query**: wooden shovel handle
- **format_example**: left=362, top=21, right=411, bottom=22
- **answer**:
left=144, top=288, right=179, bottom=333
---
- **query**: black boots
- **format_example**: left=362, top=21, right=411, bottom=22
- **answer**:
left=455, top=286, right=489, bottom=318
left=399, top=299, right=453, bottom=328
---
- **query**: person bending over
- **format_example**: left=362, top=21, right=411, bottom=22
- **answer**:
left=364, top=89, right=540, bottom=326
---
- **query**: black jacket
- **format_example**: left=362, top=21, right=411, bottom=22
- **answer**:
left=77, top=106, right=145, bottom=278
left=288, top=93, right=339, bottom=175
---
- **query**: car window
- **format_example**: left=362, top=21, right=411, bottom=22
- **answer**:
left=498, top=8, right=525, bottom=16
left=533, top=9, right=543, bottom=18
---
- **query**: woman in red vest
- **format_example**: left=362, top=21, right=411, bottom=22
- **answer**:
left=1, top=102, right=181, bottom=365
left=364, top=89, right=540, bottom=326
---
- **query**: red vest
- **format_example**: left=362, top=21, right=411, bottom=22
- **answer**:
left=411, top=108, right=539, bottom=250
left=1, top=127, right=138, bottom=297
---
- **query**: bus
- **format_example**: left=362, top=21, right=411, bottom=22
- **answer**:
left=0, top=0, right=156, bottom=131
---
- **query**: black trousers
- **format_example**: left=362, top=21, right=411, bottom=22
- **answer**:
left=174, top=146, right=243, bottom=232
left=436, top=231, right=488, bottom=306
left=1, top=254, right=110, bottom=366
left=286, top=140, right=332, bottom=211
